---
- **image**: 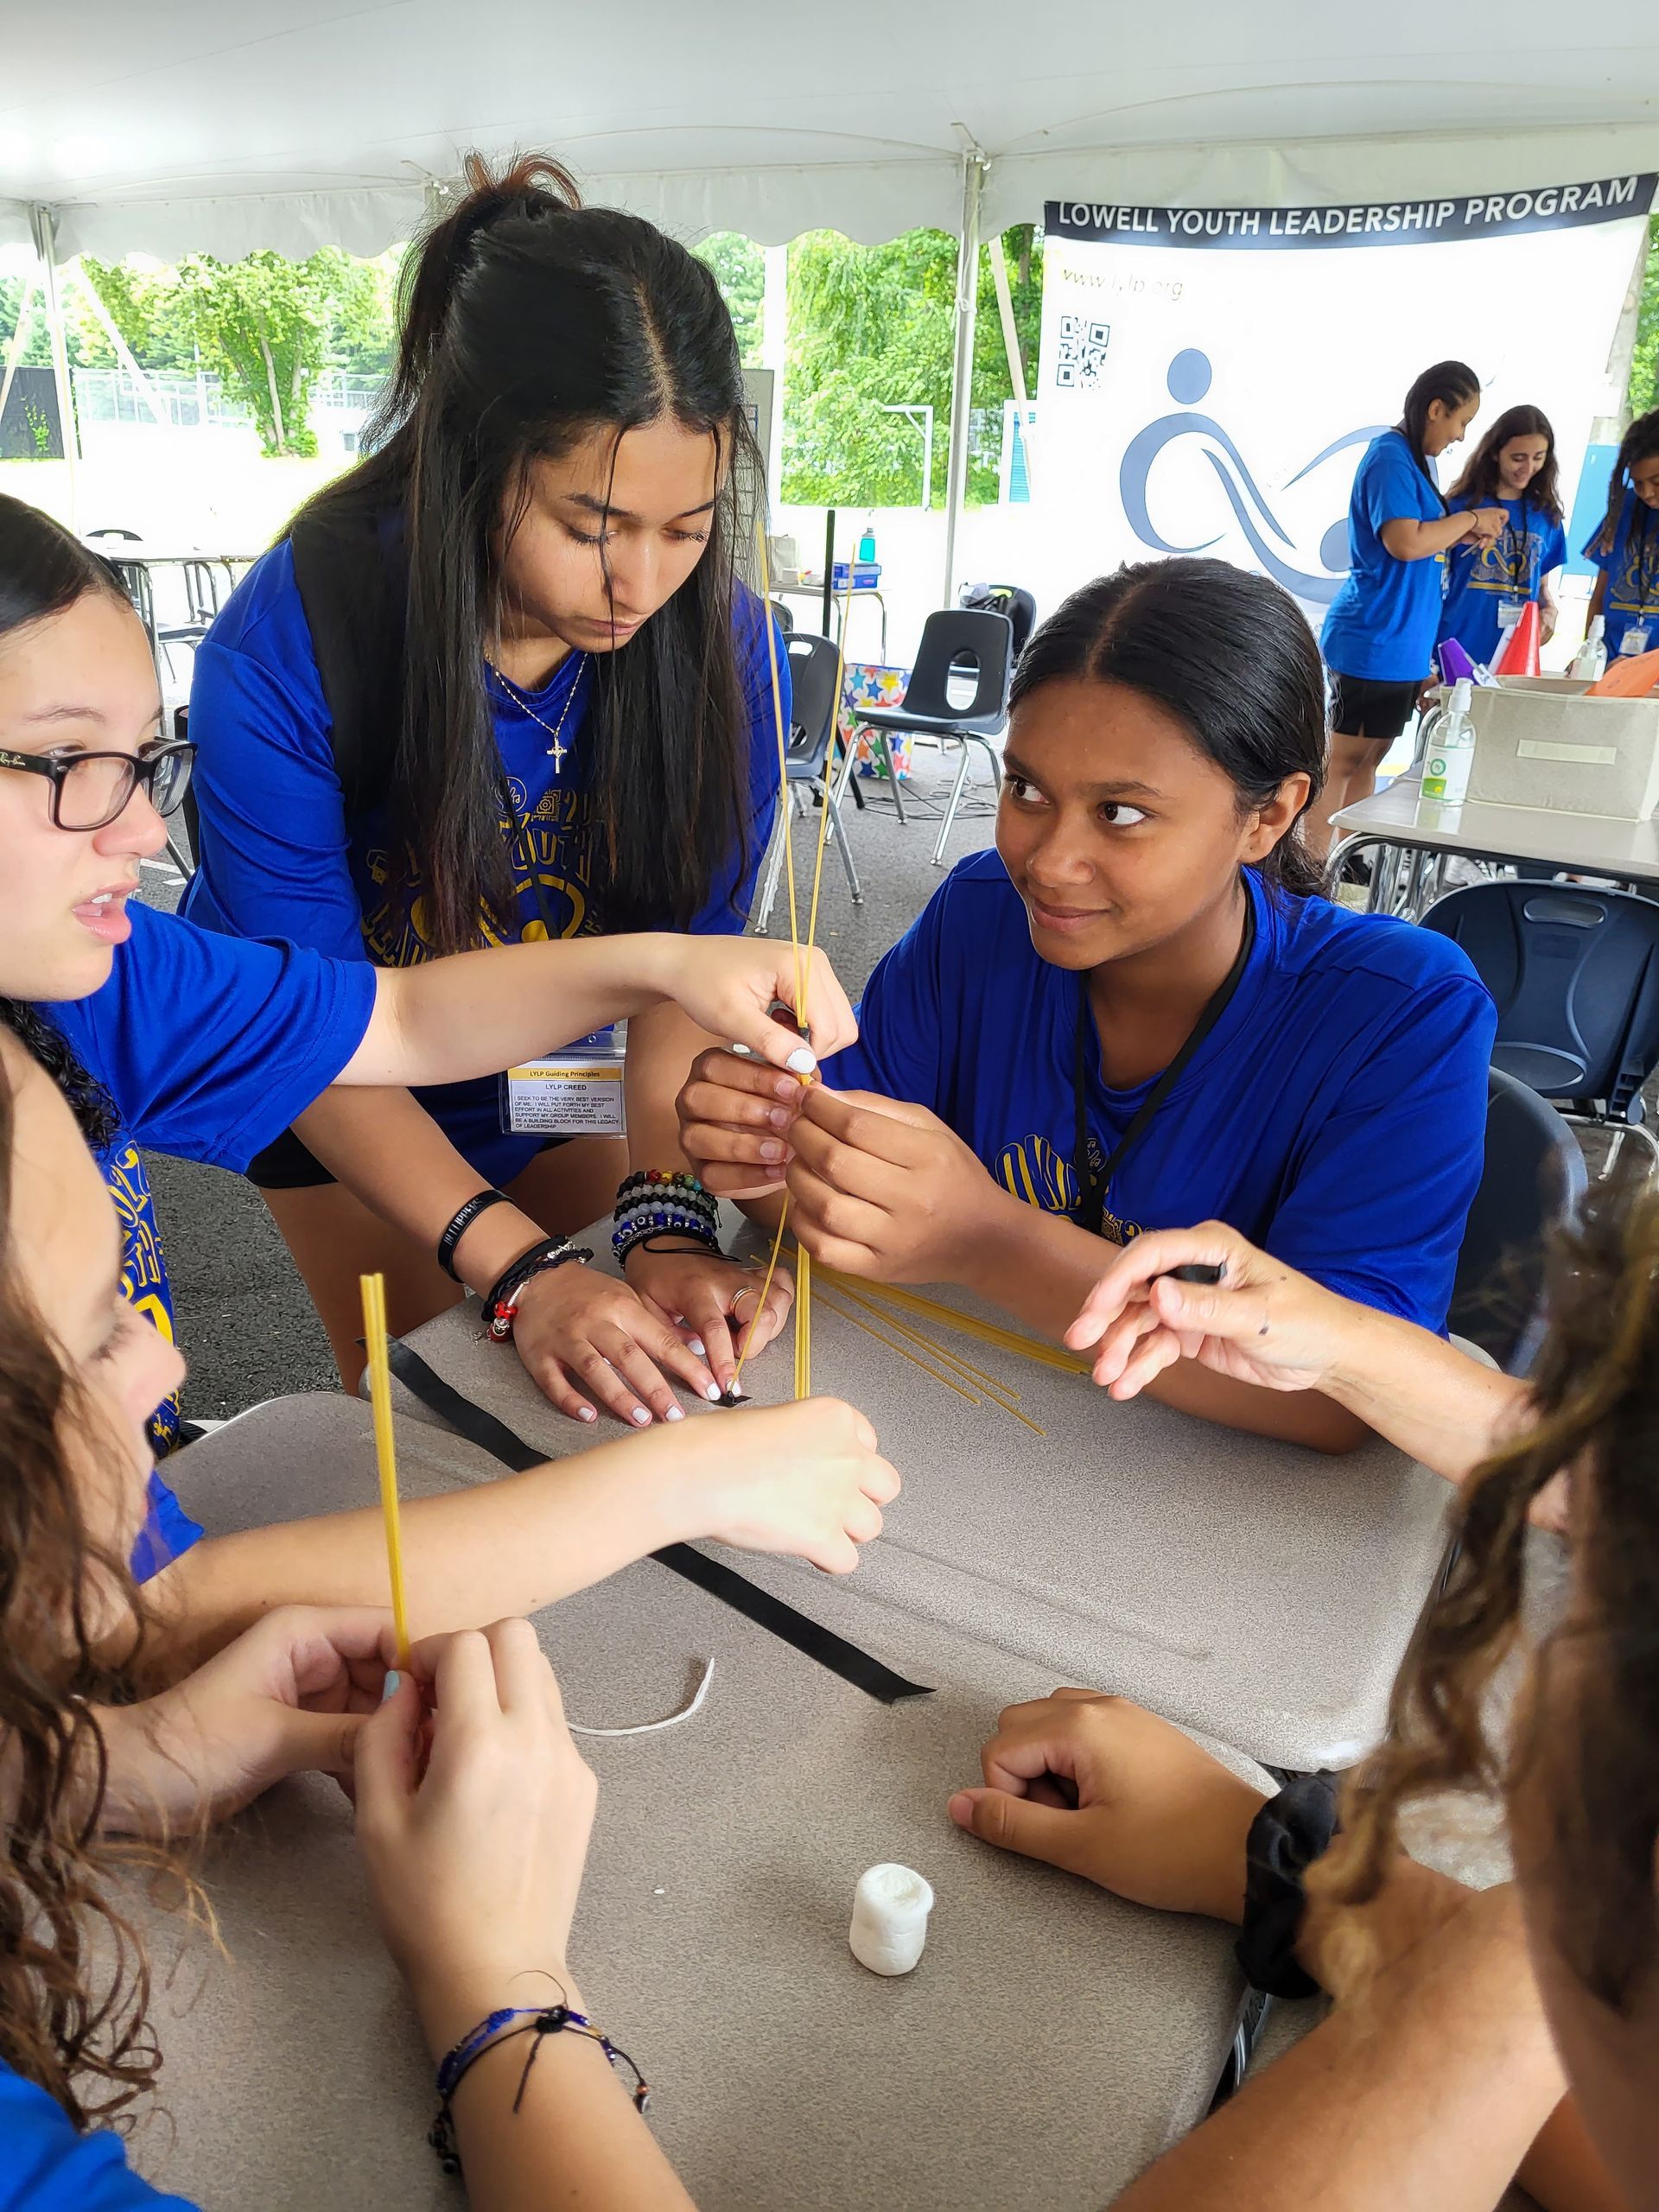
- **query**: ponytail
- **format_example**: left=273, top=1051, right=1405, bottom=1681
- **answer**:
left=1589, top=408, right=1659, bottom=558
left=299, top=150, right=759, bottom=957
left=1397, top=359, right=1480, bottom=487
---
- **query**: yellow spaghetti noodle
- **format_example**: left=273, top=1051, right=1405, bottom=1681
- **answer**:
left=359, top=1270, right=411, bottom=1668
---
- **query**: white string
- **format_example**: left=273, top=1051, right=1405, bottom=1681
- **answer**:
left=567, top=1657, right=715, bottom=1738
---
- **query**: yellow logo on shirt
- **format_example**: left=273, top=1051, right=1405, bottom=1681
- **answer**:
left=995, top=1135, right=1143, bottom=1245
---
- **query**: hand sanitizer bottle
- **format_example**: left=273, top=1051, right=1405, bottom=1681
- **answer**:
left=1421, top=677, right=1477, bottom=804
left=1569, top=615, right=1607, bottom=682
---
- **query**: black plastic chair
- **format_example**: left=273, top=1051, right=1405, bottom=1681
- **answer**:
left=753, top=632, right=862, bottom=932
left=1421, top=880, right=1659, bottom=1181
left=846, top=607, right=1014, bottom=865
left=958, top=581, right=1037, bottom=658
left=1450, top=1066, right=1587, bottom=1374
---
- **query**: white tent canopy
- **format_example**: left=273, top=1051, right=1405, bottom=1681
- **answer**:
left=5, top=3, right=1659, bottom=261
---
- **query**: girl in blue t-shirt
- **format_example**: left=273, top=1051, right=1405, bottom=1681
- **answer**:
left=181, top=152, right=791, bottom=1425
left=1309, top=361, right=1506, bottom=855
left=1582, top=407, right=1659, bottom=662
left=679, top=558, right=1495, bottom=1452
left=1438, top=404, right=1567, bottom=670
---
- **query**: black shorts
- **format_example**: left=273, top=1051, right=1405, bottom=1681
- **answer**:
left=1327, top=671, right=1420, bottom=744
left=246, top=1122, right=571, bottom=1191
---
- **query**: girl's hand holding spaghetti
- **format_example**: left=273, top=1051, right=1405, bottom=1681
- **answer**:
left=785, top=1086, right=1000, bottom=1282
left=623, top=1240, right=792, bottom=1397
left=98, top=1605, right=395, bottom=1834
left=676, top=1045, right=808, bottom=1200
left=354, top=1620, right=596, bottom=2058
left=511, top=1263, right=723, bottom=1427
left=645, top=937, right=857, bottom=1073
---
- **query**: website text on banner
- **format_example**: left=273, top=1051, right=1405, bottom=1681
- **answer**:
left=1032, top=176, right=1656, bottom=627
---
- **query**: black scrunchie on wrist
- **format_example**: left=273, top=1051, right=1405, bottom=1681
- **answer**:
left=1234, top=1771, right=1341, bottom=1999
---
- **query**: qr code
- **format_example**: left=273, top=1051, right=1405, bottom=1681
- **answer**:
left=1056, top=315, right=1111, bottom=387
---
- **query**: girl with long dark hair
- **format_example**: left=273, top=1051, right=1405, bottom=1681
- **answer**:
left=1308, top=361, right=1506, bottom=854
left=1582, top=406, right=1659, bottom=661
left=1440, top=404, right=1567, bottom=667
left=182, top=153, right=796, bottom=1422
left=0, top=492, right=895, bottom=1659
left=677, top=559, right=1495, bottom=1452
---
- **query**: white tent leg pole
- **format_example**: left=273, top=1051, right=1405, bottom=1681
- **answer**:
left=988, top=231, right=1032, bottom=498
left=67, top=259, right=173, bottom=427
left=0, top=266, right=35, bottom=434
left=28, top=203, right=79, bottom=525
left=762, top=243, right=788, bottom=499
left=939, top=150, right=986, bottom=607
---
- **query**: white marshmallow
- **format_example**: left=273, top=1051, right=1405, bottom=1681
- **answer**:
left=849, top=1863, right=934, bottom=1976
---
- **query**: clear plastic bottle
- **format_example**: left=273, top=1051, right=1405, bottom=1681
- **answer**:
left=856, top=514, right=877, bottom=565
left=1569, top=615, right=1608, bottom=682
left=1421, top=677, right=1477, bottom=804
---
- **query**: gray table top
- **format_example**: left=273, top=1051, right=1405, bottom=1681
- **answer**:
left=385, top=1250, right=1456, bottom=1772
left=134, top=1393, right=1267, bottom=2212
left=1333, top=775, right=1659, bottom=882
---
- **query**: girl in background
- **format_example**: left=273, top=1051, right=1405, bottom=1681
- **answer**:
left=1308, top=361, right=1505, bottom=855
left=185, top=153, right=794, bottom=1423
left=1583, top=406, right=1659, bottom=661
left=1440, top=404, right=1567, bottom=667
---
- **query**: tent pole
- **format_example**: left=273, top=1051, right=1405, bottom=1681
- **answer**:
left=68, top=258, right=173, bottom=428
left=27, top=203, right=79, bottom=524
left=940, top=150, right=986, bottom=606
left=988, top=232, right=1032, bottom=497
left=0, top=266, right=36, bottom=436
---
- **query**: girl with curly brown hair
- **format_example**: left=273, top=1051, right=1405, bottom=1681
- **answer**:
left=0, top=1029, right=695, bottom=2207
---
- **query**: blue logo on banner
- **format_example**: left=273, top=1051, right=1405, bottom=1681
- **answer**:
left=1118, top=352, right=1382, bottom=604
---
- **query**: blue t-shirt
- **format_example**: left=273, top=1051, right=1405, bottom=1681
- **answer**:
left=1439, top=495, right=1567, bottom=666
left=47, top=902, right=378, bottom=1575
left=825, top=854, right=1496, bottom=1333
left=1582, top=487, right=1659, bottom=658
left=0, top=2057, right=197, bottom=2209
left=182, top=539, right=785, bottom=1186
left=1321, top=429, right=1449, bottom=683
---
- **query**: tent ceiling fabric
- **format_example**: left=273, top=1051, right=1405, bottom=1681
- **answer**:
left=3, top=3, right=1659, bottom=258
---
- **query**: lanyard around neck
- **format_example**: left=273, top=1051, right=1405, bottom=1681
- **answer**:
left=1071, top=892, right=1257, bottom=1238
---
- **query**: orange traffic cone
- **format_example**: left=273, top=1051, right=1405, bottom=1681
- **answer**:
left=1493, top=599, right=1541, bottom=677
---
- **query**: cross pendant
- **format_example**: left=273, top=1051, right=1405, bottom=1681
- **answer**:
left=549, top=735, right=566, bottom=769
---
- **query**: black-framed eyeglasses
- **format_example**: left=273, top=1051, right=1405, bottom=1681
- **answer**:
left=0, top=739, right=196, bottom=831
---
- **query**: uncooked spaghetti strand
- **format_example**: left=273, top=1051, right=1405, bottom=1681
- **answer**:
left=816, top=1269, right=1092, bottom=1376
left=835, top=1283, right=1020, bottom=1402
left=730, top=1198, right=791, bottom=1390
left=753, top=518, right=805, bottom=1020
left=814, top=1288, right=984, bottom=1405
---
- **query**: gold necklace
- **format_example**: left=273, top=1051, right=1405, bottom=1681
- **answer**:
left=488, top=652, right=588, bottom=769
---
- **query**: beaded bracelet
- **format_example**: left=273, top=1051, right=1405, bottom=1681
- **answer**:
left=430, top=2001, right=650, bottom=2176
left=616, top=1168, right=715, bottom=1209
left=483, top=1238, right=594, bottom=1343
left=613, top=1207, right=721, bottom=1268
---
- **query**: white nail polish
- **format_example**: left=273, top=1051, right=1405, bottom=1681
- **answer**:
left=665, top=1405, right=685, bottom=1421
left=785, top=1045, right=817, bottom=1075
left=578, top=1406, right=597, bottom=1422
left=632, top=1408, right=652, bottom=1426
left=704, top=1383, right=723, bottom=1402
left=686, top=1337, right=706, bottom=1356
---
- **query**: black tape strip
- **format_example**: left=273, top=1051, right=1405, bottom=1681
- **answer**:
left=386, top=1338, right=933, bottom=1705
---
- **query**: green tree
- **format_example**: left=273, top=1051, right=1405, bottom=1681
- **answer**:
left=694, top=232, right=764, bottom=362
left=1628, top=213, right=1659, bottom=420
left=0, top=274, right=51, bottom=367
left=778, top=224, right=1044, bottom=507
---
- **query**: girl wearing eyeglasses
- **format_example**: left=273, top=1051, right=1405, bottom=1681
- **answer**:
left=0, top=491, right=898, bottom=1660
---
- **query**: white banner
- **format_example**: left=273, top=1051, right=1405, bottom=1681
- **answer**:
left=1033, top=175, right=1656, bottom=621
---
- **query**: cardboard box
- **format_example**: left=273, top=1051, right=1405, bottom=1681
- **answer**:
left=1462, top=677, right=1659, bottom=819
